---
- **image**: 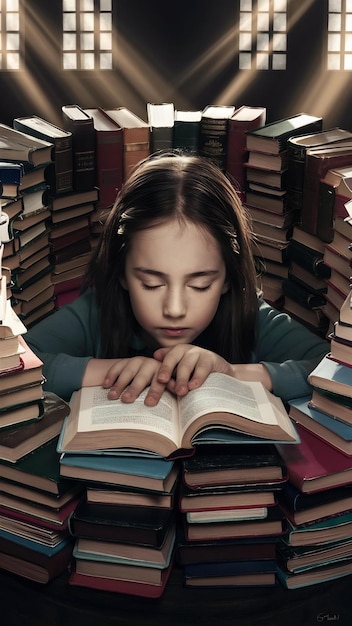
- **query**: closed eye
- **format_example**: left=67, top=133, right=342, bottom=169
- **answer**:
left=189, top=285, right=212, bottom=292
left=142, top=283, right=163, bottom=291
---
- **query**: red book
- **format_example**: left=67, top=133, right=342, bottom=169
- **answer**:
left=300, top=142, right=352, bottom=236
left=0, top=335, right=43, bottom=393
left=0, top=537, right=74, bottom=584
left=69, top=560, right=173, bottom=598
left=102, top=107, right=150, bottom=182
left=83, top=107, right=123, bottom=209
left=277, top=422, right=352, bottom=495
left=226, top=105, right=266, bottom=199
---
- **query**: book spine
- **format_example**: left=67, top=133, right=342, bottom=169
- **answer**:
left=199, top=118, right=229, bottom=171
left=95, top=131, right=123, bottom=209
left=62, top=116, right=96, bottom=193
left=173, top=121, right=200, bottom=154
left=45, top=136, right=73, bottom=195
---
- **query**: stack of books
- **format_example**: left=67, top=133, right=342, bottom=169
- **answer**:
left=177, top=443, right=288, bottom=589
left=283, top=225, right=330, bottom=337
left=57, top=385, right=180, bottom=598
left=0, top=124, right=55, bottom=328
left=12, top=113, right=98, bottom=310
left=55, top=372, right=299, bottom=594
left=244, top=113, right=323, bottom=307
left=276, top=421, right=352, bottom=589
left=0, top=292, right=78, bottom=583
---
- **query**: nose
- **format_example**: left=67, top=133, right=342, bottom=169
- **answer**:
left=163, top=287, right=187, bottom=318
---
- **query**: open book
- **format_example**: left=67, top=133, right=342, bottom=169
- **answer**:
left=59, top=373, right=298, bottom=458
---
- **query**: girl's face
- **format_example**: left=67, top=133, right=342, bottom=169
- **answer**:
left=122, top=218, right=229, bottom=349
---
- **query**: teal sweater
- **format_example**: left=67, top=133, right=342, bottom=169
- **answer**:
left=25, top=290, right=329, bottom=402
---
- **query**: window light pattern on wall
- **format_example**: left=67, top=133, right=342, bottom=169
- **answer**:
left=0, top=0, right=21, bottom=70
left=239, top=0, right=287, bottom=70
left=328, top=0, right=352, bottom=70
left=62, top=0, right=112, bottom=70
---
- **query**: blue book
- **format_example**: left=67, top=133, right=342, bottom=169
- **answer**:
left=59, top=452, right=178, bottom=493
left=0, top=527, right=71, bottom=556
left=0, top=161, right=24, bottom=198
left=289, top=396, right=352, bottom=456
left=308, top=355, right=352, bottom=399
left=277, top=559, right=352, bottom=589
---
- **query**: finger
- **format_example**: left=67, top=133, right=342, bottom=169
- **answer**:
left=155, top=345, right=191, bottom=384
left=144, top=377, right=168, bottom=407
left=119, top=362, right=161, bottom=403
left=106, top=359, right=151, bottom=399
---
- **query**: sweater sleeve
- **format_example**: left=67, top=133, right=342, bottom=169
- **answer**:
left=25, top=290, right=100, bottom=400
left=254, top=298, right=330, bottom=402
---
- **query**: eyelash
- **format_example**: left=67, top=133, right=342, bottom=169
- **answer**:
left=141, top=284, right=211, bottom=292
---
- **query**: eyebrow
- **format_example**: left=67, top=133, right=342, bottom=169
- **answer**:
left=133, top=267, right=220, bottom=279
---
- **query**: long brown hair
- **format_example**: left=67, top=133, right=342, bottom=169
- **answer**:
left=83, top=152, right=259, bottom=362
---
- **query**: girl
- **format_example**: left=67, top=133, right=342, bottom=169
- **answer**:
left=26, top=152, right=329, bottom=404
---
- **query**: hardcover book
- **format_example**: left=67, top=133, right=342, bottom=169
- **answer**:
left=199, top=105, right=235, bottom=171
left=0, top=535, right=73, bottom=584
left=13, top=115, right=73, bottom=194
left=277, top=537, right=352, bottom=574
left=0, top=392, right=69, bottom=463
left=289, top=396, right=352, bottom=457
left=308, top=355, right=352, bottom=399
left=69, top=561, right=172, bottom=597
left=61, top=105, right=96, bottom=192
left=73, top=521, right=176, bottom=568
left=277, top=422, right=352, bottom=494
left=286, top=127, right=352, bottom=213
left=0, top=162, right=24, bottom=198
left=225, top=105, right=266, bottom=197
left=245, top=113, right=323, bottom=155
left=277, top=558, right=352, bottom=589
left=59, top=372, right=298, bottom=458
left=183, top=505, right=285, bottom=541
left=183, top=559, right=277, bottom=588
left=173, top=110, right=202, bottom=154
left=179, top=485, right=277, bottom=513
left=83, top=107, right=123, bottom=209
left=181, top=443, right=285, bottom=489
left=300, top=141, right=352, bottom=236
left=0, top=123, right=54, bottom=166
left=59, top=452, right=179, bottom=493
left=102, top=107, right=150, bottom=181
left=277, top=481, right=352, bottom=526
left=69, top=499, right=174, bottom=547
left=282, top=511, right=352, bottom=547
left=147, top=102, right=174, bottom=152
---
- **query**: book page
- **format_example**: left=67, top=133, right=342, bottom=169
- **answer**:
left=78, top=386, right=180, bottom=442
left=178, top=373, right=279, bottom=436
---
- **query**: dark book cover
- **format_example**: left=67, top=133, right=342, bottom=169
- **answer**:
left=176, top=533, right=277, bottom=565
left=0, top=123, right=54, bottom=167
left=0, top=536, right=74, bottom=583
left=0, top=436, right=74, bottom=495
left=182, top=443, right=286, bottom=489
left=278, top=482, right=352, bottom=513
left=69, top=499, right=174, bottom=547
left=287, top=240, right=331, bottom=278
left=147, top=102, right=174, bottom=153
left=282, top=278, right=326, bottom=309
left=246, top=113, right=323, bottom=154
left=199, top=105, right=235, bottom=171
left=61, top=105, right=96, bottom=192
left=173, top=110, right=201, bottom=154
left=0, top=391, right=69, bottom=462
left=184, top=558, right=277, bottom=579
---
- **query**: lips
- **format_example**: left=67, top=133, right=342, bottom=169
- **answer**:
left=161, top=328, right=188, bottom=337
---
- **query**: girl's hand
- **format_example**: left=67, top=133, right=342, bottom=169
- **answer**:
left=102, top=356, right=167, bottom=406
left=153, top=344, right=234, bottom=397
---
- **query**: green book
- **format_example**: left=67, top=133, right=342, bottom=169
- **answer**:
left=0, top=436, right=73, bottom=496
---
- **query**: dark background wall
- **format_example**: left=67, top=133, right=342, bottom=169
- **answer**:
left=0, top=1, right=350, bottom=131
